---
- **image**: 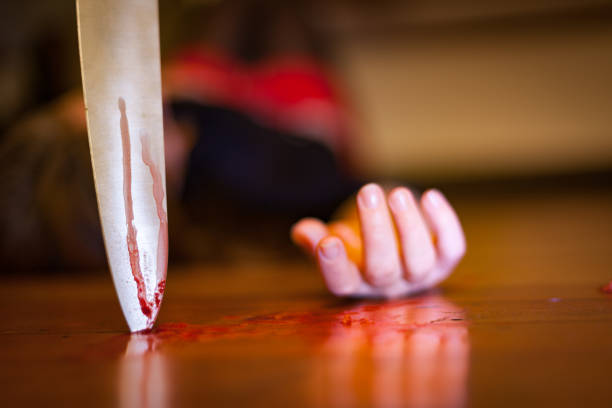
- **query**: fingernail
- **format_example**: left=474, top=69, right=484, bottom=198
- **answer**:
left=320, top=239, right=341, bottom=260
left=359, top=184, right=380, bottom=209
left=389, top=189, right=409, bottom=212
left=426, top=189, right=444, bottom=208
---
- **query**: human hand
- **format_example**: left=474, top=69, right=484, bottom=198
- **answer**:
left=291, top=184, right=466, bottom=299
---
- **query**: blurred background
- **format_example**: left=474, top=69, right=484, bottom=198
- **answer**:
left=2, top=4, right=612, bottom=406
left=1, top=0, right=611, bottom=270
left=2, top=0, right=612, bottom=180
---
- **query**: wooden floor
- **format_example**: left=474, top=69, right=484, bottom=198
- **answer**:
left=1, top=186, right=611, bottom=407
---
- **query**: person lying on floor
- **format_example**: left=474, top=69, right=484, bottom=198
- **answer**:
left=0, top=0, right=465, bottom=299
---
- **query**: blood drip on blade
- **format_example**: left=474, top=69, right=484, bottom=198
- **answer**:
left=140, top=129, right=168, bottom=302
left=118, top=97, right=167, bottom=329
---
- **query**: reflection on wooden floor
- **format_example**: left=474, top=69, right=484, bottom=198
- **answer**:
left=308, top=296, right=468, bottom=408
left=117, top=295, right=469, bottom=408
left=1, top=185, right=611, bottom=407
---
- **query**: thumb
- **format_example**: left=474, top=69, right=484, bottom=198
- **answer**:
left=290, top=218, right=329, bottom=256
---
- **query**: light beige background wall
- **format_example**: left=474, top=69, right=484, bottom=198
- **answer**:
left=331, top=2, right=612, bottom=180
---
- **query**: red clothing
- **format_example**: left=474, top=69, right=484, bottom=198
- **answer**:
left=164, top=47, right=351, bottom=154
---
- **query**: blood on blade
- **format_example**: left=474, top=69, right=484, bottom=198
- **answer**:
left=118, top=97, right=167, bottom=328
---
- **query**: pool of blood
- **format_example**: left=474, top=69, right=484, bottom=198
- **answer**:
left=84, top=296, right=465, bottom=362
left=141, top=298, right=463, bottom=346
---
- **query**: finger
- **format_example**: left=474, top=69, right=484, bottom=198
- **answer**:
left=357, top=183, right=402, bottom=288
left=421, top=189, right=466, bottom=269
left=328, top=221, right=363, bottom=267
left=388, top=187, right=436, bottom=282
left=316, top=236, right=363, bottom=296
left=291, top=218, right=328, bottom=256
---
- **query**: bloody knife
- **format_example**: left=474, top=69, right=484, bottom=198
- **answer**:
left=76, top=0, right=168, bottom=332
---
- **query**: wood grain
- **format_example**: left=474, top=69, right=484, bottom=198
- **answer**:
left=1, top=187, right=611, bottom=407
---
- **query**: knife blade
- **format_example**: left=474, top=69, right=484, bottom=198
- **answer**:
left=76, top=0, right=167, bottom=332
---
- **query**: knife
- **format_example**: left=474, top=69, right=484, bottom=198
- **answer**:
left=76, top=0, right=168, bottom=332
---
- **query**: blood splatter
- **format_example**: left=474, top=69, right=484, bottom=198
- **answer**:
left=85, top=296, right=466, bottom=363
left=144, top=297, right=464, bottom=346
left=118, top=98, right=167, bottom=328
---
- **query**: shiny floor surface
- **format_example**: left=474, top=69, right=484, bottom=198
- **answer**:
left=2, top=187, right=611, bottom=407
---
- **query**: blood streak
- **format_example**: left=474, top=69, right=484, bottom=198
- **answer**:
left=140, top=130, right=168, bottom=309
left=118, top=98, right=167, bottom=327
